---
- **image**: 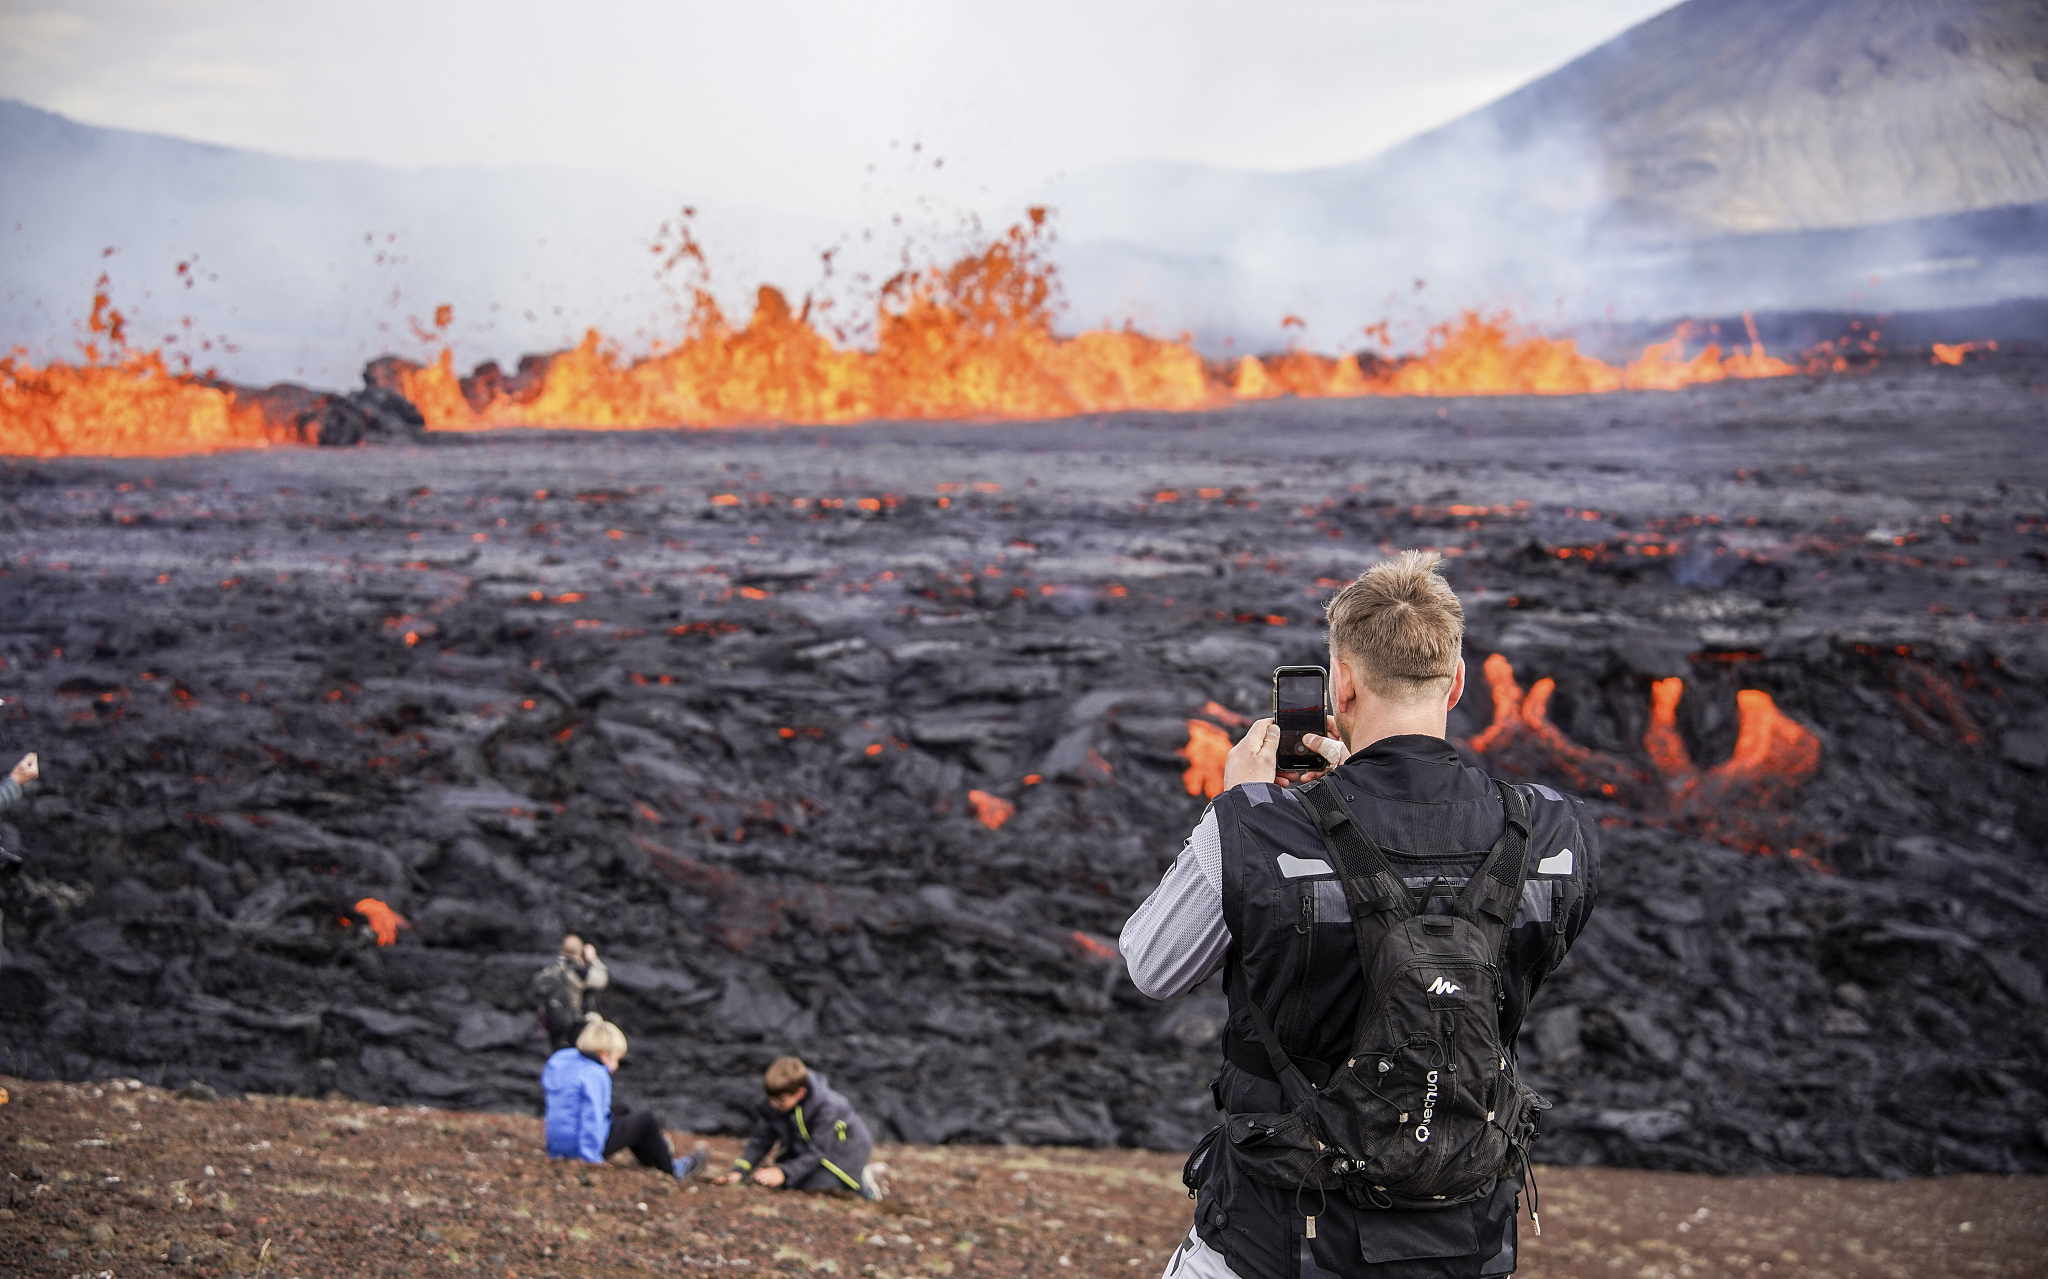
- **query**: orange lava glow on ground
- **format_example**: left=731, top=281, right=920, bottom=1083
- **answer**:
left=1, top=290, right=287, bottom=457
left=412, top=301, right=1804, bottom=434
left=1180, top=719, right=1233, bottom=799
left=1239, top=311, right=1797, bottom=400
left=1468, top=653, right=1825, bottom=859
left=353, top=897, right=408, bottom=946
left=967, top=788, right=1017, bottom=830
left=1930, top=340, right=1995, bottom=365
left=404, top=213, right=1212, bottom=431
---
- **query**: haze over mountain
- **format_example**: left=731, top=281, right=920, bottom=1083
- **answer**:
left=3, top=0, right=2044, bottom=388
left=0, top=97, right=861, bottom=387
left=1046, top=0, right=2048, bottom=349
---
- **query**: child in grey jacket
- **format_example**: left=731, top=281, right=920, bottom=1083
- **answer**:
left=714, top=1057, right=886, bottom=1200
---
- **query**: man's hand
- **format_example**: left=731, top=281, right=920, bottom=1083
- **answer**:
left=1222, top=721, right=1348, bottom=791
left=751, top=1166, right=786, bottom=1188
left=1222, top=719, right=1280, bottom=790
left=1287, top=725, right=1348, bottom=784
left=581, top=942, right=598, bottom=965
left=9, top=753, right=36, bottom=786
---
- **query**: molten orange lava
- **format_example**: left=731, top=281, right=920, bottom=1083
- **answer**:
left=1238, top=312, right=1798, bottom=401
left=967, top=789, right=1016, bottom=830
left=1643, top=676, right=1693, bottom=775
left=1467, top=655, right=1823, bottom=856
left=1720, top=690, right=1821, bottom=786
left=0, top=281, right=298, bottom=457
left=1465, top=655, right=1633, bottom=796
left=1071, top=931, right=1119, bottom=961
left=1180, top=719, right=1233, bottom=799
left=0, top=349, right=286, bottom=457
left=1930, top=341, right=1994, bottom=366
left=13, top=222, right=1942, bottom=457
left=354, top=897, right=407, bottom=946
left=405, top=214, right=1212, bottom=430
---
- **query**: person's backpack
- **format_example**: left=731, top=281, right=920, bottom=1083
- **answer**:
left=529, top=960, right=583, bottom=1046
left=1222, top=776, right=1546, bottom=1214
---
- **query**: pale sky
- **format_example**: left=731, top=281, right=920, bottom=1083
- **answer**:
left=1, top=0, right=1680, bottom=219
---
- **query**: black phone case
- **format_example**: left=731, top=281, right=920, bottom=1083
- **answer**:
left=1273, top=665, right=1328, bottom=771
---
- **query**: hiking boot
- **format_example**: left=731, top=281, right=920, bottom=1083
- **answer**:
left=859, top=1160, right=890, bottom=1202
left=674, top=1142, right=710, bottom=1181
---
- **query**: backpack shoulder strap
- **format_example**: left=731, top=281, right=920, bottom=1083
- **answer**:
left=1450, top=779, right=1533, bottom=939
left=1297, top=777, right=1413, bottom=924
left=1299, top=776, right=1424, bottom=1038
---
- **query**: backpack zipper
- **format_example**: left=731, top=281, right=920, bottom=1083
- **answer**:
left=1347, top=954, right=1501, bottom=1059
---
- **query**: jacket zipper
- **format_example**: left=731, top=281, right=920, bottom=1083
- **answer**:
left=1276, top=889, right=1318, bottom=1052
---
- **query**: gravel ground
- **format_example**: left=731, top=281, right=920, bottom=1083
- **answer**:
left=4, top=1078, right=2045, bottom=1279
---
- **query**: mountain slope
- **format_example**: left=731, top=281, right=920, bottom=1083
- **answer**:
left=1045, top=0, right=2048, bottom=346
left=0, top=100, right=827, bottom=387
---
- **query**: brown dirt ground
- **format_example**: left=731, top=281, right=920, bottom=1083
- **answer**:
left=2, top=1078, right=2043, bottom=1279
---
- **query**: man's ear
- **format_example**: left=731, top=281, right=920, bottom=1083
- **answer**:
left=1330, top=655, right=1357, bottom=714
left=1446, top=656, right=1466, bottom=714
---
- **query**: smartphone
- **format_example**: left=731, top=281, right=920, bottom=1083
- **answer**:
left=1272, top=665, right=1330, bottom=772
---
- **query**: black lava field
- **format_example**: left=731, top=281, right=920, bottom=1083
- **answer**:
left=1, top=357, right=2044, bottom=1180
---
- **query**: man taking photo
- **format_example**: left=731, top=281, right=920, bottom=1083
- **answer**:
left=1123, top=551, right=1598, bottom=1279
left=532, top=933, right=610, bottom=1052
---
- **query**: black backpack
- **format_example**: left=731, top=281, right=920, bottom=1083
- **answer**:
left=530, top=960, right=584, bottom=1047
left=1220, top=776, right=1546, bottom=1216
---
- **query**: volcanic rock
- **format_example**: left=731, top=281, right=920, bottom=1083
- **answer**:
left=0, top=356, right=2044, bottom=1184
left=301, top=385, right=428, bottom=448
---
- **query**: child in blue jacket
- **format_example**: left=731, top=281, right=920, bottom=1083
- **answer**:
left=542, top=1015, right=704, bottom=1179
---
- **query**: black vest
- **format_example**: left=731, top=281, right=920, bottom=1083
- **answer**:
left=1196, top=736, right=1597, bottom=1279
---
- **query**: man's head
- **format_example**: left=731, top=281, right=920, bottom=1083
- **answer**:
left=1324, top=550, right=1466, bottom=743
left=763, top=1056, right=809, bottom=1112
left=560, top=934, right=584, bottom=961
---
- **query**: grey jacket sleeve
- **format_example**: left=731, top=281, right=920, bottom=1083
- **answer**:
left=736, top=1106, right=778, bottom=1172
left=582, top=953, right=609, bottom=992
left=0, top=777, right=22, bottom=811
left=1119, top=808, right=1229, bottom=1000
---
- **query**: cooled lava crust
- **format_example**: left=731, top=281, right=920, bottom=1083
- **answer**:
left=0, top=355, right=2043, bottom=1181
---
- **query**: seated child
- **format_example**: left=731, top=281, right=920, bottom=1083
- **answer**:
left=542, top=1014, right=704, bottom=1180
left=713, top=1056, right=886, bottom=1200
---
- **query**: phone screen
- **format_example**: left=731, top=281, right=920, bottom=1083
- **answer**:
left=1274, top=668, right=1328, bottom=770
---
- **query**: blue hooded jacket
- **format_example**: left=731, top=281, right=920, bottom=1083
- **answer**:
left=542, top=1047, right=611, bottom=1162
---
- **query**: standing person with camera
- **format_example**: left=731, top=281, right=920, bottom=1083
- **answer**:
left=532, top=933, right=610, bottom=1051
left=1122, top=552, right=1598, bottom=1279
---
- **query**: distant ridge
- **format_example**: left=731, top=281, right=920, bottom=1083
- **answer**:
left=0, top=99, right=826, bottom=387
left=1046, top=0, right=2048, bottom=347
left=1381, top=0, right=2048, bottom=237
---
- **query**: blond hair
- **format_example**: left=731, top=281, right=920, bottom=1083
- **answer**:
left=575, top=1013, right=628, bottom=1058
left=763, top=1056, right=809, bottom=1096
left=1324, top=550, right=1464, bottom=702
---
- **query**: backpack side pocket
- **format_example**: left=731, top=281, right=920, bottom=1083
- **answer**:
left=1182, top=1123, right=1223, bottom=1198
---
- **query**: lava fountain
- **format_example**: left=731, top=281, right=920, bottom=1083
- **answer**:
left=0, top=212, right=1932, bottom=458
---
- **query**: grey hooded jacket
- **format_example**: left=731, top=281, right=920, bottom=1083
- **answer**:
left=735, top=1070, right=874, bottom=1192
